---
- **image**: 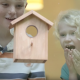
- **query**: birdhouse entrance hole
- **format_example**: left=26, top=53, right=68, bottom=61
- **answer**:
left=26, top=25, right=38, bottom=38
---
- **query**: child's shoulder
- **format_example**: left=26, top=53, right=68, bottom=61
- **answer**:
left=61, top=63, right=69, bottom=71
left=60, top=63, right=69, bottom=80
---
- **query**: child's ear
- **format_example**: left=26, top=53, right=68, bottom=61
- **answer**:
left=25, top=3, right=27, bottom=8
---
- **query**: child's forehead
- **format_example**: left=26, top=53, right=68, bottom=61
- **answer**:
left=58, top=21, right=67, bottom=26
left=0, top=0, right=26, bottom=2
left=58, top=21, right=75, bottom=28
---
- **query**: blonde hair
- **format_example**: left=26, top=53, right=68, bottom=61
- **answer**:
left=54, top=9, right=80, bottom=40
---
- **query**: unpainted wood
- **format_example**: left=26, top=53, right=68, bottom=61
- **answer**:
left=9, top=10, right=53, bottom=30
left=13, top=15, right=48, bottom=63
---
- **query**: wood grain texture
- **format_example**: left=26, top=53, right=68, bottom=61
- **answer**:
left=13, top=15, right=48, bottom=63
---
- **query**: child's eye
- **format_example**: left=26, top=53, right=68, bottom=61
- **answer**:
left=60, top=34, right=66, bottom=37
left=2, top=3, right=9, bottom=7
left=70, top=32, right=75, bottom=35
left=16, top=4, right=23, bottom=8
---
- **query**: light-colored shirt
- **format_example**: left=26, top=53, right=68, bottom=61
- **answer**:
left=0, top=37, right=45, bottom=80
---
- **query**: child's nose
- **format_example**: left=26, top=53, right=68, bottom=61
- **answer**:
left=65, top=35, right=71, bottom=42
left=8, top=6, right=16, bottom=16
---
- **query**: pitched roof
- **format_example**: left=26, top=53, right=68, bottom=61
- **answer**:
left=9, top=10, right=53, bottom=29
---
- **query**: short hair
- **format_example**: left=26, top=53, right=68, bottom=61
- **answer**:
left=54, top=9, right=80, bottom=39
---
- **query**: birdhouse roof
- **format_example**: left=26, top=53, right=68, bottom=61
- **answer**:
left=9, top=10, right=53, bottom=29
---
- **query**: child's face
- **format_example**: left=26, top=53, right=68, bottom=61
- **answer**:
left=58, top=22, right=80, bottom=53
left=0, top=0, right=26, bottom=29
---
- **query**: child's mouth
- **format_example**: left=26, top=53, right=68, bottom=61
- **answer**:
left=6, top=18, right=15, bottom=21
left=66, top=45, right=75, bottom=50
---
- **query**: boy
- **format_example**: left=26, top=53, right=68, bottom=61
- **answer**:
left=54, top=9, right=80, bottom=80
left=0, top=0, right=46, bottom=80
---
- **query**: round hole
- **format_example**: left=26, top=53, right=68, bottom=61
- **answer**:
left=26, top=25, right=38, bottom=38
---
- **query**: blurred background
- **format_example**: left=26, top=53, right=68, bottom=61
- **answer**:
left=25, top=0, right=80, bottom=79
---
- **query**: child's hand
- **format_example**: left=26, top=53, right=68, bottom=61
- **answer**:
left=64, top=48, right=76, bottom=74
left=72, top=49, right=80, bottom=75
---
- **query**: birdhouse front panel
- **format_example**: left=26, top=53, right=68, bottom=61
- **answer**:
left=13, top=15, right=48, bottom=63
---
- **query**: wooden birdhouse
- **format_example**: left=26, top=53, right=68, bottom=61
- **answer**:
left=9, top=10, right=53, bottom=63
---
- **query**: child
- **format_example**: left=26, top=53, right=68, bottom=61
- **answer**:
left=54, top=9, right=80, bottom=80
left=0, top=0, right=46, bottom=79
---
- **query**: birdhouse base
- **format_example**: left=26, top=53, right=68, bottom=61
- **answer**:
left=14, top=59, right=47, bottom=63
